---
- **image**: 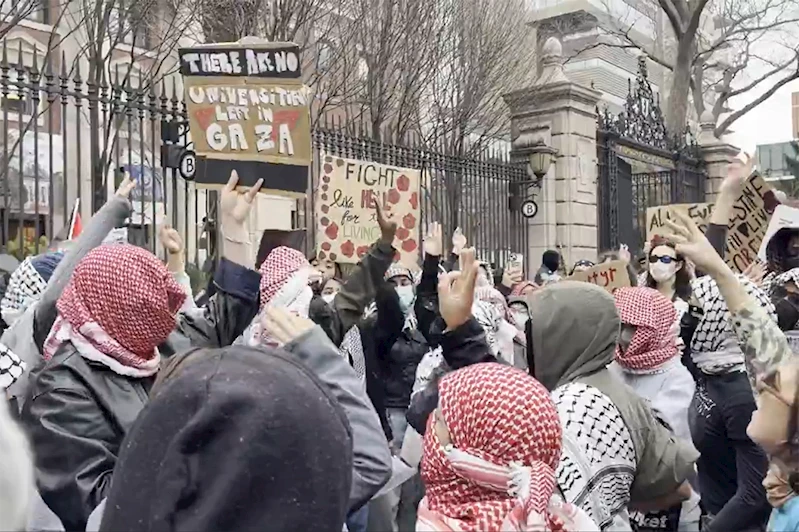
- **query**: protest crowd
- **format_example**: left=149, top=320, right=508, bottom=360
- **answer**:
left=3, top=151, right=799, bottom=532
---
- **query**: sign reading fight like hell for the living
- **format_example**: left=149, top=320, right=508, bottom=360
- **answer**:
left=178, top=42, right=311, bottom=197
left=644, top=173, right=779, bottom=272
left=567, top=260, right=630, bottom=294
left=316, top=155, right=421, bottom=266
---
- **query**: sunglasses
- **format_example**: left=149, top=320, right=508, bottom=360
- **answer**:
left=649, top=255, right=677, bottom=264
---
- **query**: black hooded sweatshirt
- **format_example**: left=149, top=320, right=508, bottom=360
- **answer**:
left=99, top=346, right=353, bottom=532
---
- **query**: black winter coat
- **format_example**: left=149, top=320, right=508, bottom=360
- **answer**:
left=309, top=240, right=395, bottom=347
left=406, top=318, right=496, bottom=434
left=21, top=257, right=260, bottom=531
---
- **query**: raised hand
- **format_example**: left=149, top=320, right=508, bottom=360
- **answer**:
left=220, top=170, right=263, bottom=227
left=261, top=306, right=315, bottom=345
left=743, top=260, right=767, bottom=287
left=663, top=210, right=728, bottom=277
left=502, top=266, right=523, bottom=288
left=115, top=171, right=136, bottom=198
left=158, top=225, right=183, bottom=255
left=618, top=243, right=631, bottom=264
left=720, top=152, right=754, bottom=199
left=438, top=247, right=479, bottom=330
left=452, top=227, right=467, bottom=256
left=423, top=222, right=443, bottom=257
left=374, top=194, right=397, bottom=244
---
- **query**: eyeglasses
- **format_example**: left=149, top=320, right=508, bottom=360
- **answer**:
left=649, top=255, right=676, bottom=264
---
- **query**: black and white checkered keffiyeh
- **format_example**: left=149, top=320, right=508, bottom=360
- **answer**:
left=690, top=274, right=775, bottom=373
left=0, top=258, right=46, bottom=326
left=339, top=325, right=367, bottom=381
left=764, top=268, right=799, bottom=299
left=0, top=342, right=25, bottom=390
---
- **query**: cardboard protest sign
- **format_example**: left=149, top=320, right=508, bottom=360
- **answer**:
left=178, top=41, right=311, bottom=197
left=758, top=204, right=799, bottom=262
left=646, top=203, right=713, bottom=240
left=724, top=172, right=779, bottom=272
left=316, top=154, right=421, bottom=265
left=567, top=260, right=630, bottom=294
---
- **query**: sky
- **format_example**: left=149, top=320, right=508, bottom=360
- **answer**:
left=729, top=79, right=799, bottom=154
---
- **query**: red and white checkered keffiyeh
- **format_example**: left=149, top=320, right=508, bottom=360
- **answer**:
left=43, top=244, right=186, bottom=376
left=252, top=246, right=313, bottom=346
left=613, top=287, right=677, bottom=371
left=259, top=246, right=311, bottom=308
left=419, top=363, right=596, bottom=532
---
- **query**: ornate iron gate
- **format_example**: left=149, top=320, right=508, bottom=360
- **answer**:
left=597, top=57, right=705, bottom=253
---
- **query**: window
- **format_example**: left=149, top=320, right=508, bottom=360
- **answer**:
left=0, top=0, right=49, bottom=24
left=109, top=5, right=152, bottom=49
left=318, top=41, right=334, bottom=71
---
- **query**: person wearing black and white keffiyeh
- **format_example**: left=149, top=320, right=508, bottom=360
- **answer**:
left=683, top=274, right=774, bottom=532
left=761, top=222, right=799, bottom=331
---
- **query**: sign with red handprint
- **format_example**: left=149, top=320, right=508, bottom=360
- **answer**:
left=316, top=154, right=421, bottom=265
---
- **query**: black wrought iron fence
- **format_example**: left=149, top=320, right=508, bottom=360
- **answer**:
left=0, top=40, right=529, bottom=274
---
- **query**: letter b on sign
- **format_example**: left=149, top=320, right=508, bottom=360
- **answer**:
left=521, top=200, right=538, bottom=219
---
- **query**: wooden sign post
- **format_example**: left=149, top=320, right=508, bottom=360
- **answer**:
left=178, top=41, right=311, bottom=197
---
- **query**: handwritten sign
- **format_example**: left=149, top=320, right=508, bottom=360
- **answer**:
left=758, top=204, right=799, bottom=262
left=316, top=154, right=421, bottom=265
left=725, top=173, right=778, bottom=272
left=567, top=260, right=630, bottom=294
left=646, top=203, right=713, bottom=240
left=178, top=42, right=311, bottom=197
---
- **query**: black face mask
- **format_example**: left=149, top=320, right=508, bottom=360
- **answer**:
left=785, top=255, right=799, bottom=272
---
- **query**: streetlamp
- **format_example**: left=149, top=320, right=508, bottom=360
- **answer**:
left=526, top=137, right=558, bottom=183
left=509, top=132, right=557, bottom=214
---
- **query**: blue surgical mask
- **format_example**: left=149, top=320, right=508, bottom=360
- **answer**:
left=395, top=285, right=415, bottom=314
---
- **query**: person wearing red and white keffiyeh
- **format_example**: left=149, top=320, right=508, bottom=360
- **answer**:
left=21, top=244, right=185, bottom=531
left=41, top=244, right=186, bottom=374
left=417, top=363, right=599, bottom=532
left=240, top=246, right=314, bottom=347
left=609, top=287, right=701, bottom=532
left=21, top=172, right=265, bottom=532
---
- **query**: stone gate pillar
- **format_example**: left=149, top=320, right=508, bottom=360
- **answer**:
left=697, top=111, right=740, bottom=202
left=504, top=37, right=602, bottom=270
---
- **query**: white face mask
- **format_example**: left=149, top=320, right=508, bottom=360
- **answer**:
left=321, top=293, right=336, bottom=305
left=395, top=285, right=415, bottom=314
left=649, top=261, right=678, bottom=283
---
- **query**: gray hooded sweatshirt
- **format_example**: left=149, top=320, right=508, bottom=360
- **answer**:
left=529, top=281, right=698, bottom=503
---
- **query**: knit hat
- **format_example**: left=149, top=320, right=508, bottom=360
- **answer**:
left=385, top=263, right=412, bottom=283
left=30, top=251, right=64, bottom=283
left=100, top=346, right=353, bottom=532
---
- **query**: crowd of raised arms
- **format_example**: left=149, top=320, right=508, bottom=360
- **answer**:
left=2, top=154, right=799, bottom=532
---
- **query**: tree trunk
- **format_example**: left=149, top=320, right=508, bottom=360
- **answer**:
left=665, top=37, right=695, bottom=136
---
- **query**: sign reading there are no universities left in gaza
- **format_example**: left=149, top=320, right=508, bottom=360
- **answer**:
left=178, top=41, right=311, bottom=197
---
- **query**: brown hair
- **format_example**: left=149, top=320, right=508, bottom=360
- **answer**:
left=645, top=239, right=692, bottom=301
